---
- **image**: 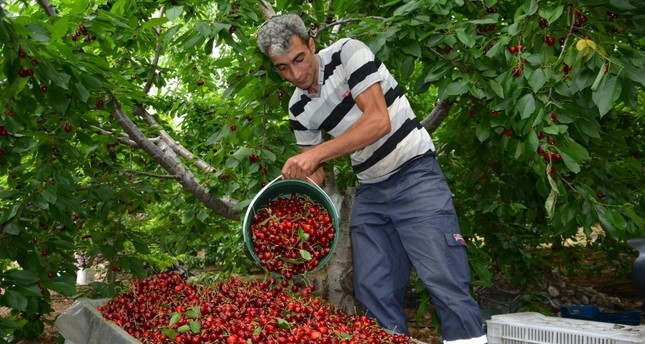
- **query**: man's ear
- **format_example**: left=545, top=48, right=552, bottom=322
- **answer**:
left=308, top=37, right=316, bottom=53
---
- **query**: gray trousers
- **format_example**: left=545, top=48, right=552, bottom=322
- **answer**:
left=350, top=154, right=486, bottom=342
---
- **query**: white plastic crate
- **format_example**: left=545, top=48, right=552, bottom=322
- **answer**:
left=487, top=312, right=645, bottom=344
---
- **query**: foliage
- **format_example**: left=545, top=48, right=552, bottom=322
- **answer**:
left=0, top=0, right=643, bottom=341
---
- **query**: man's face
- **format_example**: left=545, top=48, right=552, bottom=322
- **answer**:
left=269, top=35, right=317, bottom=91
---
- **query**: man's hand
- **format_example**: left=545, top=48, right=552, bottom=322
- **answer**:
left=281, top=149, right=321, bottom=182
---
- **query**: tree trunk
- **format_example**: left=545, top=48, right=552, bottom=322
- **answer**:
left=311, top=189, right=357, bottom=312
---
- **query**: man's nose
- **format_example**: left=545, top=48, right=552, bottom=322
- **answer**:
left=291, top=66, right=300, bottom=79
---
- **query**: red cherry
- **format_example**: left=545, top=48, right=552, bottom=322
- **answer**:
left=550, top=111, right=557, bottom=123
left=31, top=58, right=39, bottom=66
left=48, top=272, right=54, bottom=279
left=547, top=137, right=556, bottom=145
left=18, top=48, right=27, bottom=58
left=512, top=65, right=523, bottom=77
left=0, top=126, right=7, bottom=137
left=40, top=84, right=48, bottom=93
left=64, top=122, right=72, bottom=132
left=443, top=45, right=452, bottom=54
left=96, top=99, right=105, bottom=108
left=230, top=124, right=237, bottom=131
left=509, top=46, right=517, bottom=53
left=18, top=67, right=32, bottom=78
left=41, top=249, right=49, bottom=256
left=4, top=108, right=13, bottom=117
left=597, top=192, right=604, bottom=199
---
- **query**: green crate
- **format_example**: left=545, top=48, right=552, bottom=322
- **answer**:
left=242, top=177, right=340, bottom=276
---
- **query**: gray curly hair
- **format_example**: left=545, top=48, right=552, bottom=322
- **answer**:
left=257, top=14, right=309, bottom=56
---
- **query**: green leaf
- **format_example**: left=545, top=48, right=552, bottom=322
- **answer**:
left=523, top=0, right=539, bottom=15
left=625, top=206, right=645, bottom=228
left=27, top=24, right=50, bottom=43
left=169, top=313, right=181, bottom=327
left=50, top=16, right=70, bottom=41
left=40, top=62, right=71, bottom=89
left=276, top=317, right=291, bottom=329
left=74, top=82, right=90, bottom=103
left=527, top=130, right=540, bottom=155
left=185, top=306, right=200, bottom=318
left=42, top=185, right=58, bottom=204
left=443, top=79, right=468, bottom=97
left=47, top=88, right=71, bottom=112
left=400, top=40, right=421, bottom=57
left=399, top=56, right=415, bottom=81
left=81, top=74, right=103, bottom=91
left=560, top=152, right=581, bottom=173
left=591, top=63, right=606, bottom=91
left=545, top=168, right=559, bottom=219
left=609, top=0, right=636, bottom=10
left=3, top=223, right=22, bottom=235
left=163, top=25, right=181, bottom=46
left=489, top=80, right=504, bottom=98
left=95, top=185, right=113, bottom=201
left=5, top=270, right=39, bottom=285
left=574, top=117, right=601, bottom=139
left=0, top=204, right=20, bottom=223
left=166, top=6, right=184, bottom=21
left=142, top=17, right=169, bottom=29
left=183, top=32, right=204, bottom=50
left=49, top=281, right=76, bottom=295
left=393, top=1, right=420, bottom=16
left=455, top=28, right=475, bottom=48
left=592, top=75, right=620, bottom=117
left=4, top=289, right=28, bottom=311
left=515, top=93, right=536, bottom=119
left=538, top=5, right=564, bottom=24
left=559, top=139, right=590, bottom=163
left=476, top=125, right=490, bottom=142
left=299, top=249, right=312, bottom=261
left=161, top=328, right=176, bottom=340
left=0, top=317, right=20, bottom=330
left=189, top=320, right=201, bottom=333
left=194, top=21, right=213, bottom=37
left=528, top=69, right=547, bottom=93
left=178, top=324, right=191, bottom=333
left=604, top=208, right=628, bottom=231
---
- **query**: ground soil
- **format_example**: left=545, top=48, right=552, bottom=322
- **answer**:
left=11, top=250, right=645, bottom=344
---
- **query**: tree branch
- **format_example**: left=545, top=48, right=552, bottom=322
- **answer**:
left=35, top=0, right=57, bottom=16
left=120, top=169, right=179, bottom=180
left=259, top=0, right=276, bottom=20
left=111, top=94, right=240, bottom=220
left=142, top=7, right=166, bottom=94
left=420, top=99, right=452, bottom=135
left=132, top=106, right=216, bottom=174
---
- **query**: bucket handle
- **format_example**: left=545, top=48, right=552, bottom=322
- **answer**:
left=242, top=175, right=325, bottom=234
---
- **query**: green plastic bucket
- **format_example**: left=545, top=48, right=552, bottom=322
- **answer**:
left=243, top=177, right=340, bottom=276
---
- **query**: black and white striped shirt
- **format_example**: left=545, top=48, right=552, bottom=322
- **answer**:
left=288, top=38, right=435, bottom=184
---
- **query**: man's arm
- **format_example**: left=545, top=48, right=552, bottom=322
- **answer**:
left=281, top=82, right=391, bottom=180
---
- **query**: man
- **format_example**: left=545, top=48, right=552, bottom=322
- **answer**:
left=257, top=14, right=488, bottom=344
